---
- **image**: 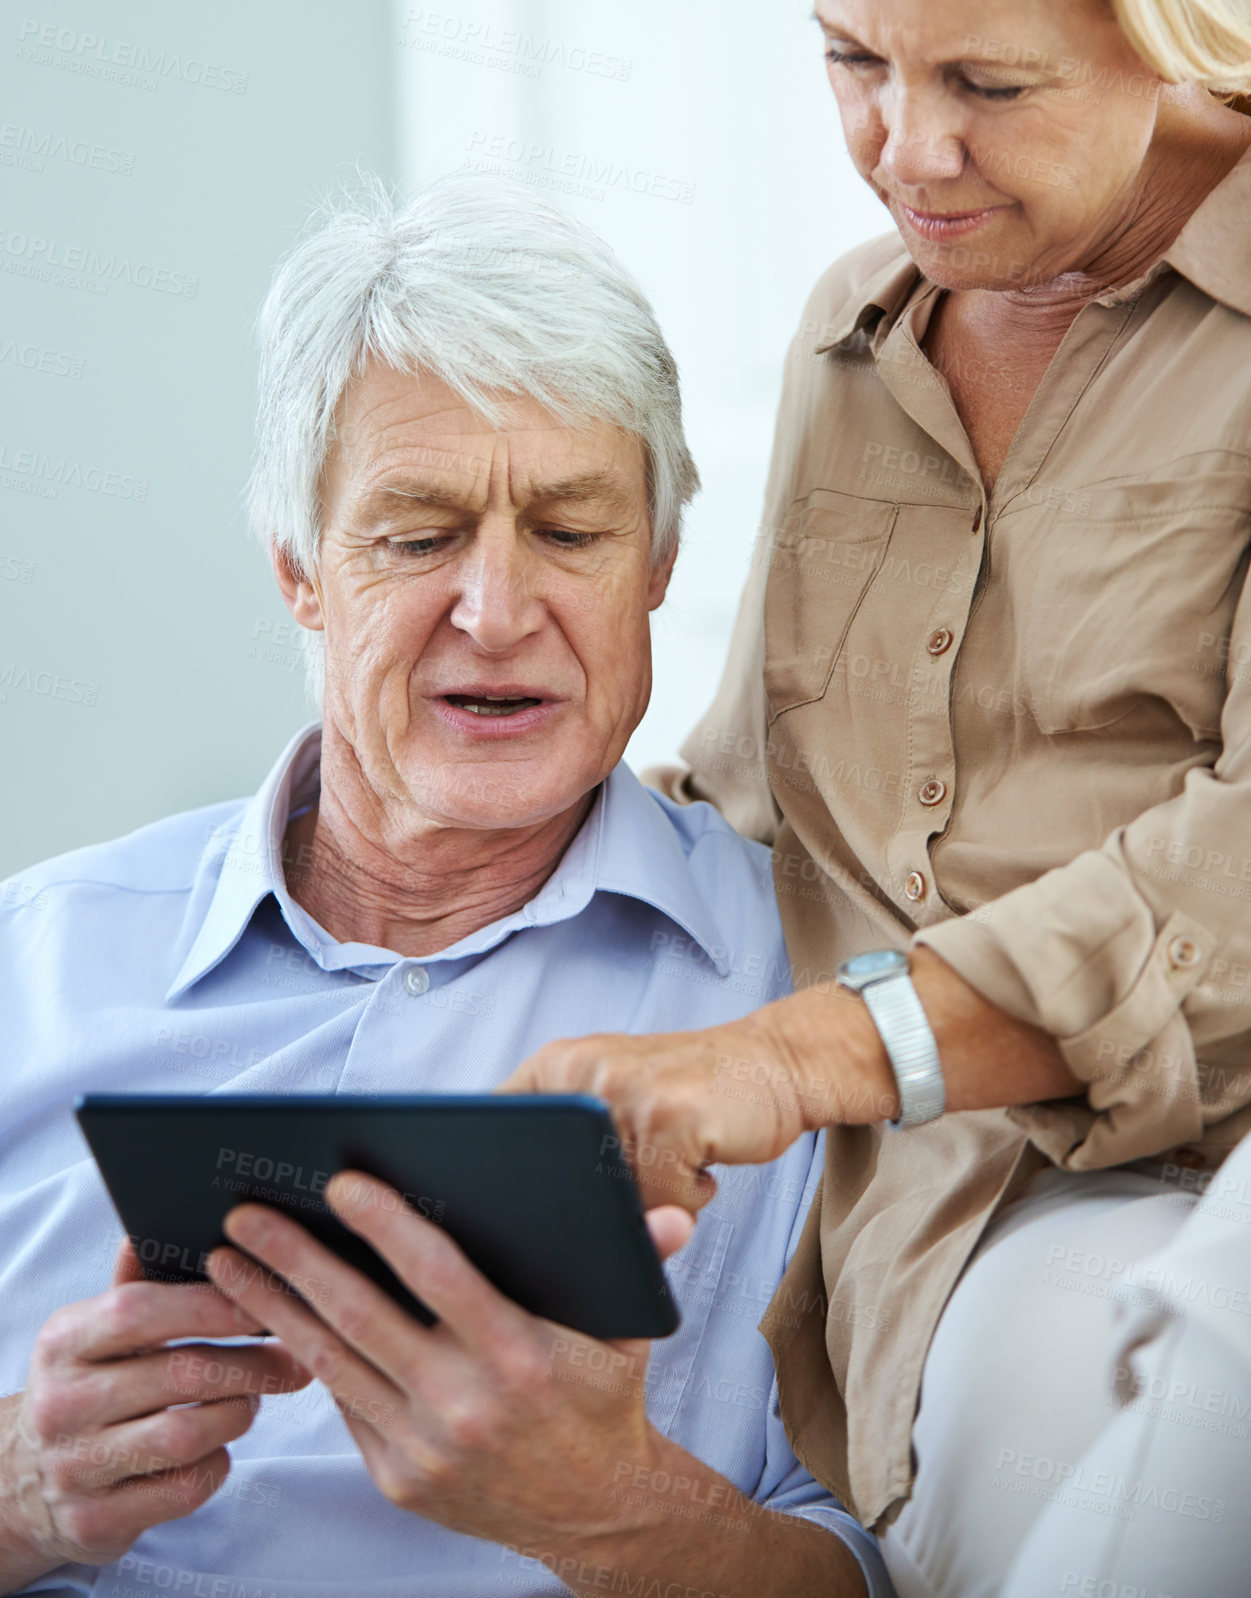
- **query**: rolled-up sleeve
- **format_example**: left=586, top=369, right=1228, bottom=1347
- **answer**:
left=917, top=572, right=1251, bottom=1169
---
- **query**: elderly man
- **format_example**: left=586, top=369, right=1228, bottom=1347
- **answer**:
left=0, top=179, right=889, bottom=1598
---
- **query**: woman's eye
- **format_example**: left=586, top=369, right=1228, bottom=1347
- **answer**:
left=825, top=48, right=881, bottom=69
left=963, top=78, right=1028, bottom=101
left=959, top=68, right=1033, bottom=101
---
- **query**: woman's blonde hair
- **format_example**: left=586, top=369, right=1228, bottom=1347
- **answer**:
left=1113, top=0, right=1251, bottom=93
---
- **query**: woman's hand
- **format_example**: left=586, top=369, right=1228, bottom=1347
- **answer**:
left=500, top=948, right=1081, bottom=1211
left=500, top=985, right=899, bottom=1211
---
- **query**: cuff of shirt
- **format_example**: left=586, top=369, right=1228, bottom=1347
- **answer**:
left=914, top=848, right=1213, bottom=1168
left=785, top=1503, right=894, bottom=1598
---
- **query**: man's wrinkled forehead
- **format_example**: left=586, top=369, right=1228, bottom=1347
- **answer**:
left=323, top=360, right=646, bottom=523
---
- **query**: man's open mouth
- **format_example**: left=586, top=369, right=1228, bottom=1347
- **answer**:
left=443, top=693, right=544, bottom=718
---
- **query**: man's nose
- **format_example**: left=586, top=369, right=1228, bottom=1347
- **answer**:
left=447, top=532, right=547, bottom=651
left=876, top=86, right=966, bottom=189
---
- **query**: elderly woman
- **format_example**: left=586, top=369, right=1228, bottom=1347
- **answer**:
left=508, top=1, right=1251, bottom=1592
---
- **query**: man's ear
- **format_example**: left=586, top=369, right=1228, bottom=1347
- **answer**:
left=270, top=542, right=325, bottom=631
left=646, top=540, right=679, bottom=612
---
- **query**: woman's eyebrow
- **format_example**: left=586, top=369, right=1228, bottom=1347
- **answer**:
left=811, top=13, right=863, bottom=42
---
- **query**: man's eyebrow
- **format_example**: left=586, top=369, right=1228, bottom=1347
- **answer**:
left=349, top=468, right=637, bottom=522
left=353, top=478, right=468, bottom=517
left=527, top=470, right=635, bottom=510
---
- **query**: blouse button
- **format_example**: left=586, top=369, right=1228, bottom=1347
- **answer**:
left=927, top=628, right=954, bottom=656
left=918, top=779, right=947, bottom=807
left=403, top=965, right=430, bottom=996
left=1167, top=936, right=1201, bottom=971
left=905, top=871, right=926, bottom=902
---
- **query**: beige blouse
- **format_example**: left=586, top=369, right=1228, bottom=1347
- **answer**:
left=651, top=143, right=1251, bottom=1527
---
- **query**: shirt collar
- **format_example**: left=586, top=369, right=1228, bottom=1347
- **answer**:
left=1158, top=137, right=1251, bottom=319
left=166, top=722, right=325, bottom=1001
left=813, top=247, right=922, bottom=355
left=166, top=724, right=733, bottom=1002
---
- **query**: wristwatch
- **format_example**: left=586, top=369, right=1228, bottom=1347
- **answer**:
left=835, top=949, right=946, bottom=1129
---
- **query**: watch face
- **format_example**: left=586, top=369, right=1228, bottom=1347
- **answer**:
left=840, top=949, right=908, bottom=984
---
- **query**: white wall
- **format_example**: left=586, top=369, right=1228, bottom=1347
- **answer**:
left=0, top=1, right=395, bottom=878
left=1, top=1, right=891, bottom=877
left=392, top=0, right=889, bottom=773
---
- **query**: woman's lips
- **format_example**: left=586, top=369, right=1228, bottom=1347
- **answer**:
left=896, top=202, right=1006, bottom=240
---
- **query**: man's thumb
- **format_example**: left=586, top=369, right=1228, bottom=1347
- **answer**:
left=644, top=1206, right=696, bottom=1261
left=111, top=1236, right=145, bottom=1286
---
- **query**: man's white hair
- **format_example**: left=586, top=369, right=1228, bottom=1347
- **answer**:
left=248, top=173, right=699, bottom=701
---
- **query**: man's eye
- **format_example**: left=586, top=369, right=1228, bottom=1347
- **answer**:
left=388, top=535, right=446, bottom=556
left=541, top=529, right=598, bottom=548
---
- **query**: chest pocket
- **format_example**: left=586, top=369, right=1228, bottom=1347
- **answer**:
left=1011, top=464, right=1251, bottom=739
left=763, top=488, right=899, bottom=717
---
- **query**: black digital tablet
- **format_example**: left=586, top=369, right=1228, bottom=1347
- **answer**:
left=74, top=1093, right=679, bottom=1341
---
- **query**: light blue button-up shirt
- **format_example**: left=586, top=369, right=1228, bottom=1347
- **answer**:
left=0, top=724, right=890, bottom=1598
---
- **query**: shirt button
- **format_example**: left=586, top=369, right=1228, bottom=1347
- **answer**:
left=1166, top=936, right=1201, bottom=971
left=403, top=966, right=430, bottom=996
left=905, top=871, right=926, bottom=902
left=918, top=779, right=947, bottom=807
left=927, top=628, right=954, bottom=657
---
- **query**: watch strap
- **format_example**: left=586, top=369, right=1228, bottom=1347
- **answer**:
left=860, top=971, right=946, bottom=1128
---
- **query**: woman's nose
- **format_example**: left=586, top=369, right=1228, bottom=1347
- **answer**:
left=876, top=87, right=966, bottom=189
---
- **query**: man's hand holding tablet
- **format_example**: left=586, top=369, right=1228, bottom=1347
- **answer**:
left=204, top=1168, right=697, bottom=1565
left=0, top=1239, right=309, bottom=1588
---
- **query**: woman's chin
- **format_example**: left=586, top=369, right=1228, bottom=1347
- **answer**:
left=895, top=212, right=1042, bottom=292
